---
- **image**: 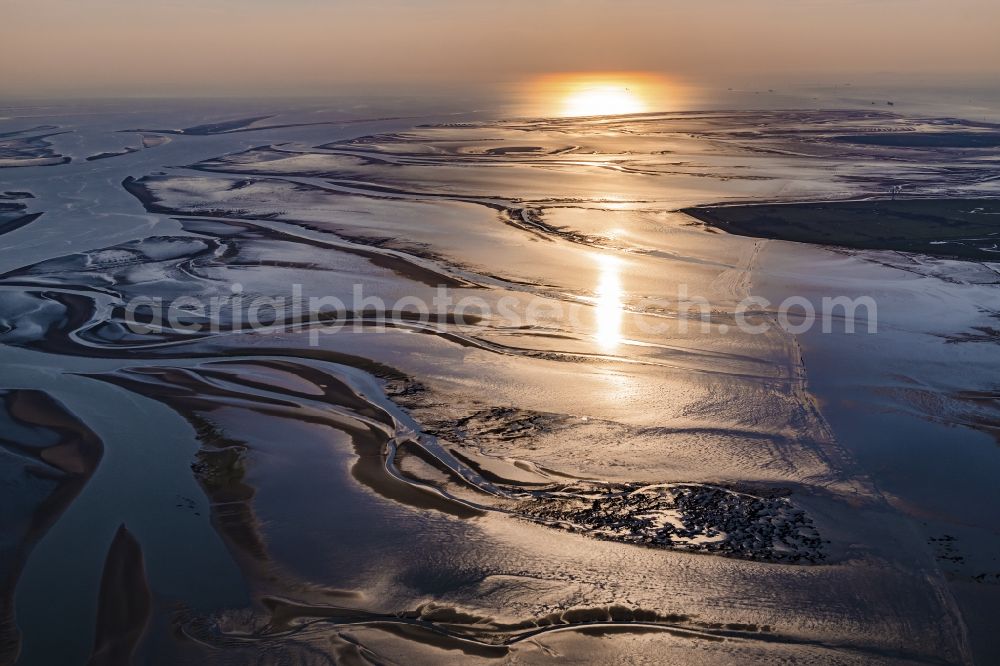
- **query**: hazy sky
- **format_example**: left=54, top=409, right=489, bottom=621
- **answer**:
left=3, top=0, right=998, bottom=97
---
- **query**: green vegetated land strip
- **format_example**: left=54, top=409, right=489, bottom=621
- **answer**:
left=682, top=199, right=1000, bottom=261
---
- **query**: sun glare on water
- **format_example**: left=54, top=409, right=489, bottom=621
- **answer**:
left=523, top=72, right=675, bottom=118
left=594, top=254, right=624, bottom=349
left=563, top=85, right=645, bottom=117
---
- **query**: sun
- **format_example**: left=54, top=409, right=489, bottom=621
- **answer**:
left=563, top=85, right=646, bottom=117
left=521, top=72, right=674, bottom=118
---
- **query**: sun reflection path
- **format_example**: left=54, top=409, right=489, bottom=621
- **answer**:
left=594, top=254, right=624, bottom=350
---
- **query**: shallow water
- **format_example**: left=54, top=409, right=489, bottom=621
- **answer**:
left=1, top=93, right=999, bottom=664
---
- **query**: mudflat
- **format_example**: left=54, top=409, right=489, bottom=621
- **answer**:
left=684, top=198, right=1000, bottom=260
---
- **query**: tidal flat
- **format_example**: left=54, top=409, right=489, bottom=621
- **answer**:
left=0, top=100, right=998, bottom=664
left=683, top=198, right=1000, bottom=260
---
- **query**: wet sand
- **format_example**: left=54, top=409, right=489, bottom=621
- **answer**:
left=0, top=131, right=72, bottom=168
left=0, top=101, right=997, bottom=664
left=0, top=390, right=103, bottom=664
